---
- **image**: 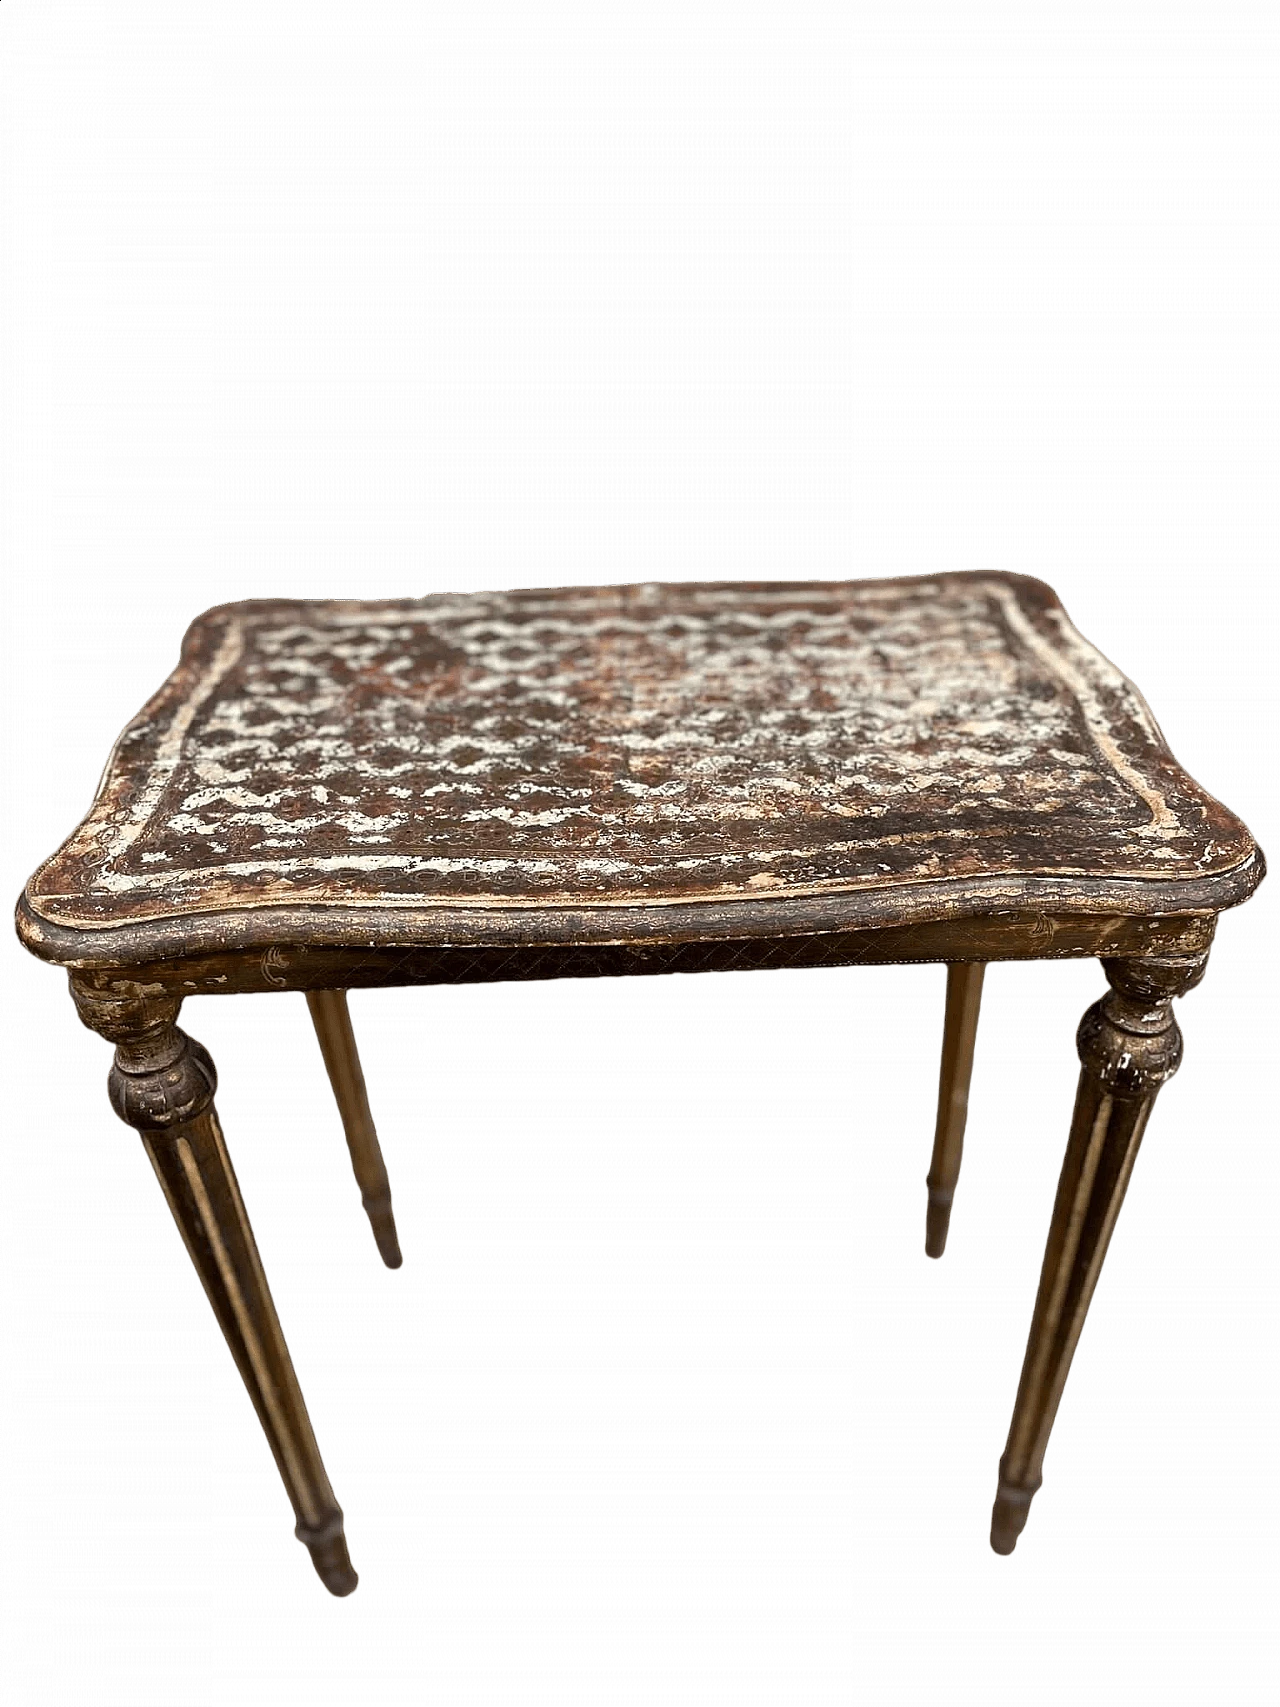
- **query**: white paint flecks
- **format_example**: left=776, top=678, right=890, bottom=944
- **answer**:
left=990, top=584, right=1178, bottom=836
left=28, top=576, right=1251, bottom=926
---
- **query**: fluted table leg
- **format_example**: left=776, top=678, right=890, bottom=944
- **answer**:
left=72, top=977, right=358, bottom=1595
left=926, top=961, right=986, bottom=1257
left=306, top=989, right=402, bottom=1268
left=990, top=951, right=1208, bottom=1554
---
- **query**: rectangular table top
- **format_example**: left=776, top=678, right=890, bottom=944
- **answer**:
left=20, top=574, right=1261, bottom=966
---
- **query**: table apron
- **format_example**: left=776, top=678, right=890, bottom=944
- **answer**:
left=69, top=910, right=1219, bottom=1001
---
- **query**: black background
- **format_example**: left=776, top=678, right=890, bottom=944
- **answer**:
left=10, top=566, right=1276, bottom=1618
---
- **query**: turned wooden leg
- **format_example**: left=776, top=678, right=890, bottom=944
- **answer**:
left=926, top=961, right=986, bottom=1257
left=306, top=989, right=402, bottom=1268
left=72, top=977, right=358, bottom=1596
left=990, top=951, right=1209, bottom=1555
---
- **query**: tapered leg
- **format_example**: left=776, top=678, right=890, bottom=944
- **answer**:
left=990, top=951, right=1208, bottom=1554
left=72, top=977, right=358, bottom=1595
left=306, top=989, right=402, bottom=1268
left=926, top=962, right=986, bottom=1257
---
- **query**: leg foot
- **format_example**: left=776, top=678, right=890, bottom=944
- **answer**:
left=298, top=1516, right=359, bottom=1596
left=990, top=1467, right=1040, bottom=1554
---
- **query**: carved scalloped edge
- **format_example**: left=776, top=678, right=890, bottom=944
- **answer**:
left=17, top=848, right=1263, bottom=972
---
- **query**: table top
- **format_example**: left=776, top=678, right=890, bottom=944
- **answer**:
left=19, top=574, right=1261, bottom=967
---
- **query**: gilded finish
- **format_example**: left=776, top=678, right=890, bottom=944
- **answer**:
left=71, top=977, right=357, bottom=1595
left=306, top=989, right=402, bottom=1268
left=15, top=577, right=1267, bottom=1590
left=990, top=951, right=1209, bottom=1553
left=926, top=962, right=986, bottom=1257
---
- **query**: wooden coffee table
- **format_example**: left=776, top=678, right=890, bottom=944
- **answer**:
left=17, top=574, right=1263, bottom=1593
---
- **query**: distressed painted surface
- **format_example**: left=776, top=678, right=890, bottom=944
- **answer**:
left=28, top=575, right=1255, bottom=929
left=67, top=914, right=1221, bottom=998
